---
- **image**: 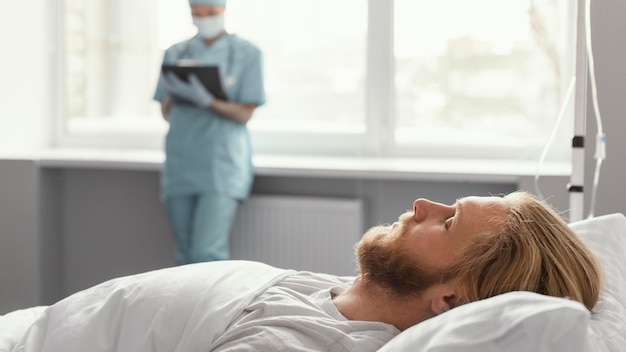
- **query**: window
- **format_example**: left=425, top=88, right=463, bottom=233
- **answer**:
left=393, top=0, right=574, bottom=159
left=58, top=0, right=575, bottom=161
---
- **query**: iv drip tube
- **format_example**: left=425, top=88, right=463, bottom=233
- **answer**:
left=584, top=0, right=606, bottom=219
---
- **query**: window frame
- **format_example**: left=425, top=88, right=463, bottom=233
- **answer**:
left=52, top=0, right=575, bottom=162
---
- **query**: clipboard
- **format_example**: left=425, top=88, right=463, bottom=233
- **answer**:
left=161, top=65, right=228, bottom=101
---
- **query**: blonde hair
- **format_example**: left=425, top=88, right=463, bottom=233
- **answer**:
left=451, top=191, right=601, bottom=311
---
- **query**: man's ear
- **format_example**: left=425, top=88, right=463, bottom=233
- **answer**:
left=430, top=293, right=456, bottom=315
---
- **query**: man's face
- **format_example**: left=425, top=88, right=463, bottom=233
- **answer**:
left=356, top=196, right=509, bottom=295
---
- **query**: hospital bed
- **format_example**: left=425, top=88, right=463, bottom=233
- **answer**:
left=1, top=212, right=625, bottom=351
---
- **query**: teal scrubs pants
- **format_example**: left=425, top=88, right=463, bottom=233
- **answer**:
left=164, top=194, right=239, bottom=265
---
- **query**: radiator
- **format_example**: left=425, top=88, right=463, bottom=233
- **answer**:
left=230, top=195, right=364, bottom=276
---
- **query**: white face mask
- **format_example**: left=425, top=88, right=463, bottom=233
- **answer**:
left=193, top=15, right=224, bottom=39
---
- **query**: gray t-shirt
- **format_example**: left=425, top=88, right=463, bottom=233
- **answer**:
left=209, top=271, right=400, bottom=351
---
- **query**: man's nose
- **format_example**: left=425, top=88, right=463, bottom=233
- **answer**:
left=413, top=198, right=453, bottom=222
left=413, top=198, right=430, bottom=222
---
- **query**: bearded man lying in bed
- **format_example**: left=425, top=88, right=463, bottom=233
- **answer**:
left=2, top=191, right=600, bottom=352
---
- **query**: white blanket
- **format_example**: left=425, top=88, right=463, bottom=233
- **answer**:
left=1, top=260, right=292, bottom=352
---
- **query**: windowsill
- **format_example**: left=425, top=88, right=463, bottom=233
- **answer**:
left=1, top=148, right=570, bottom=183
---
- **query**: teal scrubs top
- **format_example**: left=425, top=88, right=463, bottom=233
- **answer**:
left=154, top=34, right=266, bottom=200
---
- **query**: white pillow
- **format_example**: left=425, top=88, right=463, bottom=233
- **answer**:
left=570, top=213, right=626, bottom=352
left=380, top=213, right=626, bottom=352
left=379, top=291, right=590, bottom=352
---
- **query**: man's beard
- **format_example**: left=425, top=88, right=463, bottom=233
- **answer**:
left=355, top=223, right=445, bottom=297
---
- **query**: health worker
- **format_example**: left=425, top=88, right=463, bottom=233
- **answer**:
left=153, top=0, right=265, bottom=265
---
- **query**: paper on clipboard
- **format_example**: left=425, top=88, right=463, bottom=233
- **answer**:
left=161, top=65, right=228, bottom=101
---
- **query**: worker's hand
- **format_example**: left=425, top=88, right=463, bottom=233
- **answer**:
left=160, top=94, right=172, bottom=121
left=162, top=72, right=215, bottom=108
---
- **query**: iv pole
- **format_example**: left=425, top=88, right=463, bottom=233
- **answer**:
left=569, top=0, right=588, bottom=223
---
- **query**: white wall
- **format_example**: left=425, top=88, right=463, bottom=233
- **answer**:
left=0, top=0, right=53, bottom=151
left=0, top=0, right=56, bottom=314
